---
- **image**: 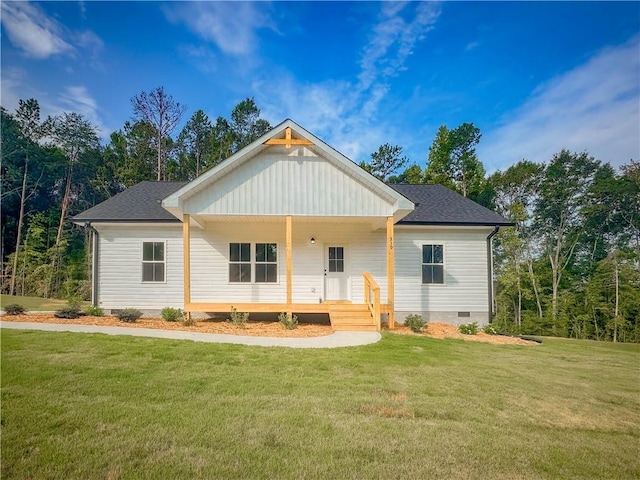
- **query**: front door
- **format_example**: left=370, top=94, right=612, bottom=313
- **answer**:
left=324, top=245, right=349, bottom=301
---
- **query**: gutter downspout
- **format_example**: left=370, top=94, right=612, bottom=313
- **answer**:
left=486, top=226, right=500, bottom=324
left=85, top=222, right=99, bottom=307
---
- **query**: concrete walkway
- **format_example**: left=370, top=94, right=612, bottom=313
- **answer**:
left=0, top=321, right=381, bottom=349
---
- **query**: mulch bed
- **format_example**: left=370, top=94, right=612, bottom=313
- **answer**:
left=388, top=323, right=538, bottom=345
left=2, top=314, right=537, bottom=345
left=1, top=314, right=333, bottom=338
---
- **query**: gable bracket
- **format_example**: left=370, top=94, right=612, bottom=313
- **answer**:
left=264, top=127, right=313, bottom=149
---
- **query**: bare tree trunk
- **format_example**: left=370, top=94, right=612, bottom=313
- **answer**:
left=614, top=259, right=619, bottom=343
left=526, top=256, right=543, bottom=318
left=157, top=131, right=162, bottom=181
left=9, top=157, right=28, bottom=296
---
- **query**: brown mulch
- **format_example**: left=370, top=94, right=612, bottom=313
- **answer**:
left=388, top=323, right=538, bottom=346
left=1, top=313, right=333, bottom=338
left=2, top=314, right=537, bottom=345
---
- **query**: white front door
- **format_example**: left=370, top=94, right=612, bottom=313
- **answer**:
left=324, top=245, right=349, bottom=301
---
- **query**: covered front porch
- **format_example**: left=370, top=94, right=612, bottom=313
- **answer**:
left=181, top=214, right=396, bottom=331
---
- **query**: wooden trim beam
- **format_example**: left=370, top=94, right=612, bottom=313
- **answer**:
left=264, top=127, right=313, bottom=148
left=183, top=214, right=191, bottom=321
left=386, top=216, right=395, bottom=329
left=286, top=215, right=292, bottom=314
left=185, top=303, right=331, bottom=314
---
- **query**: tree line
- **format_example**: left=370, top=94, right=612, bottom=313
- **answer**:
left=361, top=125, right=639, bottom=342
left=1, top=89, right=272, bottom=301
left=1, top=88, right=638, bottom=341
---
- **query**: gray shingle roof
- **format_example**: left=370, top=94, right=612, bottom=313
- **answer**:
left=72, top=181, right=187, bottom=223
left=73, top=181, right=510, bottom=226
left=389, top=184, right=512, bottom=226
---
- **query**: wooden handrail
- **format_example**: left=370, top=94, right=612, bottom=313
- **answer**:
left=363, top=272, right=381, bottom=330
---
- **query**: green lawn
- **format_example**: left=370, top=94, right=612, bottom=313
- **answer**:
left=1, top=330, right=638, bottom=479
left=0, top=294, right=78, bottom=311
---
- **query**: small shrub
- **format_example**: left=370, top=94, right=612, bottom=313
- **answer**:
left=54, top=306, right=81, bottom=319
left=183, top=314, right=196, bottom=327
left=459, top=322, right=478, bottom=335
left=228, top=307, right=249, bottom=328
left=482, top=324, right=498, bottom=335
left=161, top=307, right=183, bottom=322
left=278, top=312, right=298, bottom=330
left=66, top=297, right=82, bottom=309
left=84, top=305, right=104, bottom=317
left=116, top=308, right=142, bottom=323
left=404, top=314, right=426, bottom=333
left=4, top=303, right=25, bottom=315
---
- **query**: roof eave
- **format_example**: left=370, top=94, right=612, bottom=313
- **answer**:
left=397, top=220, right=515, bottom=227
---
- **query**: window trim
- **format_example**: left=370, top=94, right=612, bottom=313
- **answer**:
left=228, top=242, right=279, bottom=284
left=421, top=243, right=445, bottom=285
left=141, top=241, right=167, bottom=283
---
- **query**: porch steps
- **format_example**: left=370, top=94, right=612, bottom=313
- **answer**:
left=328, top=304, right=378, bottom=332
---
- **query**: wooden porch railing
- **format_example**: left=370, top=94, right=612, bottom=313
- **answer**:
left=363, top=272, right=381, bottom=330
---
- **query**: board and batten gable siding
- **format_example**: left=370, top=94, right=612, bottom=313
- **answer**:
left=96, top=225, right=184, bottom=310
left=183, top=146, right=398, bottom=217
left=394, top=227, right=492, bottom=325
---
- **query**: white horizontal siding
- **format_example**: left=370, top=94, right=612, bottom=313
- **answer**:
left=191, top=221, right=388, bottom=305
left=96, top=225, right=184, bottom=310
left=184, top=146, right=396, bottom=217
left=97, top=222, right=493, bottom=314
left=394, top=228, right=491, bottom=313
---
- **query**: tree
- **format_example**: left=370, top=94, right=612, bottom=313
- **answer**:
left=105, top=120, right=157, bottom=187
left=176, top=110, right=213, bottom=179
left=425, top=123, right=486, bottom=197
left=229, top=98, right=271, bottom=152
left=534, top=150, right=601, bottom=322
left=490, top=161, right=544, bottom=325
left=8, top=99, right=51, bottom=295
left=360, top=143, right=408, bottom=181
left=388, top=163, right=424, bottom=184
left=48, top=113, right=100, bottom=296
left=131, top=87, right=186, bottom=181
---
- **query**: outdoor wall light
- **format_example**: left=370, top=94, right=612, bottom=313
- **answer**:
left=310, top=237, right=316, bottom=244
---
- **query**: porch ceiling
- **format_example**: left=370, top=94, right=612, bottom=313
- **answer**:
left=192, top=214, right=388, bottom=226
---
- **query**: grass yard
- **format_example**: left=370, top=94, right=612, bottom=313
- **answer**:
left=1, top=330, right=638, bottom=479
left=0, top=294, right=81, bottom=312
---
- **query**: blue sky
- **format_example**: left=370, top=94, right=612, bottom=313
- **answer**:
left=1, top=1, right=639, bottom=172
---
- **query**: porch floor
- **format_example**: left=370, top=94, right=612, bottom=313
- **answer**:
left=185, top=302, right=380, bottom=331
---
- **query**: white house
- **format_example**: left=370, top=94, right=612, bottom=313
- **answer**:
left=73, top=119, right=511, bottom=331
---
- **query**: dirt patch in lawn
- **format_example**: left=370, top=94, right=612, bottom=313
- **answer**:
left=388, top=323, right=538, bottom=346
left=1, top=313, right=333, bottom=338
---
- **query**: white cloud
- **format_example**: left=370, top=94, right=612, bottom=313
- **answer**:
left=0, top=2, right=74, bottom=58
left=165, top=2, right=272, bottom=56
left=255, top=2, right=441, bottom=163
left=479, top=35, right=640, bottom=171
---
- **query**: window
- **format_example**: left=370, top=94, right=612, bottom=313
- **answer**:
left=422, top=244, right=444, bottom=284
left=229, top=243, right=251, bottom=283
left=255, top=243, right=278, bottom=283
left=328, top=247, right=344, bottom=272
left=142, top=242, right=165, bottom=282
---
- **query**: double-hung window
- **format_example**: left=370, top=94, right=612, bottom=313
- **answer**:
left=142, top=241, right=165, bottom=282
left=229, top=243, right=251, bottom=283
left=229, top=243, right=278, bottom=283
left=255, top=243, right=278, bottom=283
left=422, top=244, right=444, bottom=284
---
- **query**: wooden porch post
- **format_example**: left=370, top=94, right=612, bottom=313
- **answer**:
left=183, top=214, right=191, bottom=321
left=386, top=216, right=395, bottom=329
left=286, top=215, right=292, bottom=315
